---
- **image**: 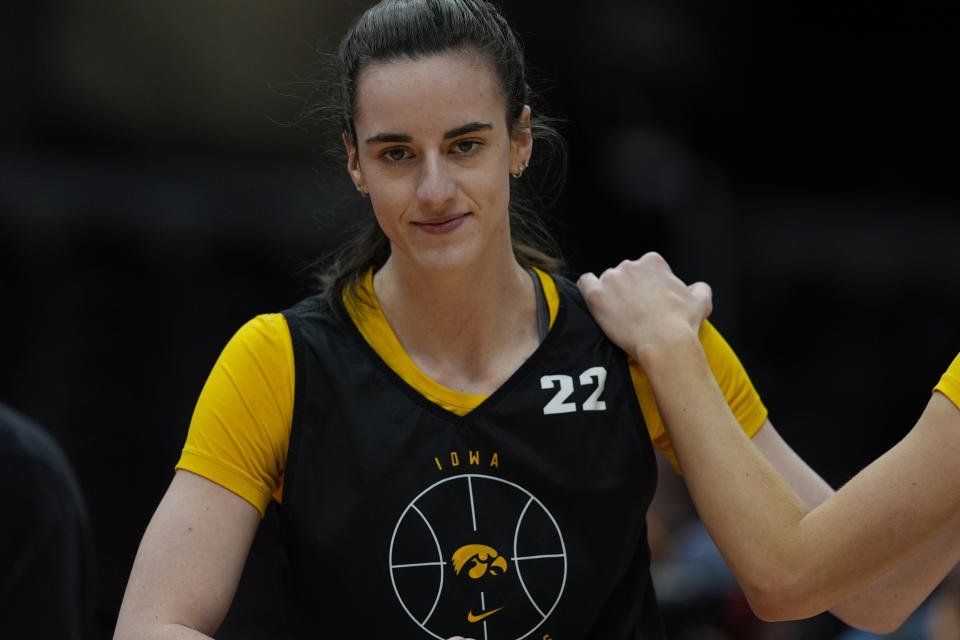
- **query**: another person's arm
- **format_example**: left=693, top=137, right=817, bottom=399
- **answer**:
left=579, top=254, right=960, bottom=621
left=663, top=323, right=960, bottom=631
left=751, top=417, right=960, bottom=630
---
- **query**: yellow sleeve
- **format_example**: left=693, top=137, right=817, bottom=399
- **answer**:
left=175, top=313, right=295, bottom=518
left=933, top=353, right=960, bottom=410
left=631, top=320, right=768, bottom=473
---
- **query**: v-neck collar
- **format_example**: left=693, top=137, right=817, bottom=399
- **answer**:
left=341, top=267, right=559, bottom=417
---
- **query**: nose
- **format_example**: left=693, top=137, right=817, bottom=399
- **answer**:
left=416, top=153, right=456, bottom=214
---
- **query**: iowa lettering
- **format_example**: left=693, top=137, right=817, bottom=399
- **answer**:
left=434, top=450, right=500, bottom=471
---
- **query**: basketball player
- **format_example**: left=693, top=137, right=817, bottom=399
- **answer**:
left=113, top=2, right=952, bottom=638
left=580, top=252, right=960, bottom=623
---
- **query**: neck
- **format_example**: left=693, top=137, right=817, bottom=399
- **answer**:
left=373, top=252, right=540, bottom=394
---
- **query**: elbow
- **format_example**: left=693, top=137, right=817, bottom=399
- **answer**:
left=740, top=573, right=912, bottom=634
left=854, top=619, right=908, bottom=635
left=742, top=592, right=803, bottom=624
left=737, top=568, right=826, bottom=623
left=830, top=609, right=911, bottom=635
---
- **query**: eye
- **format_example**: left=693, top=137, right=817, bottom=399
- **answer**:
left=452, top=139, right=483, bottom=155
left=380, top=147, right=412, bottom=164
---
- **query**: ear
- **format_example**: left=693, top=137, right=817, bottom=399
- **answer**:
left=510, top=105, right=533, bottom=167
left=343, top=131, right=364, bottom=189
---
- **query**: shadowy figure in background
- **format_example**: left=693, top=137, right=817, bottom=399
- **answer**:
left=0, top=401, right=96, bottom=639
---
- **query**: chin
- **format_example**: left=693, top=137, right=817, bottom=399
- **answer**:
left=408, top=240, right=489, bottom=276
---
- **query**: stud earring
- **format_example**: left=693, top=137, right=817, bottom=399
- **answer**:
left=511, top=160, right=530, bottom=179
left=356, top=184, right=368, bottom=197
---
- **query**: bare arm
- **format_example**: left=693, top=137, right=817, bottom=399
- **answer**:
left=753, top=420, right=960, bottom=631
left=643, top=342, right=960, bottom=620
left=113, top=470, right=261, bottom=640
left=578, top=254, right=960, bottom=620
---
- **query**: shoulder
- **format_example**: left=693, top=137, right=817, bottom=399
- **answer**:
left=698, top=321, right=753, bottom=386
left=281, top=290, right=353, bottom=344
left=549, top=273, right=591, bottom=315
left=216, top=314, right=293, bottom=374
left=198, top=313, right=296, bottom=433
left=282, top=290, right=338, bottom=322
left=550, top=272, right=582, bottom=298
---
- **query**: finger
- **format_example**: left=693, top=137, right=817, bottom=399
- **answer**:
left=577, top=272, right=600, bottom=297
left=639, top=251, right=672, bottom=275
left=688, top=281, right=712, bottom=300
left=688, top=281, right=714, bottom=318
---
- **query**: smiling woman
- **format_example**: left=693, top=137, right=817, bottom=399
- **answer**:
left=345, top=52, right=530, bottom=290
left=112, top=1, right=959, bottom=639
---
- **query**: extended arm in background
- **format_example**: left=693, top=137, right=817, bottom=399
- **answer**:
left=751, top=418, right=960, bottom=631
left=579, top=253, right=960, bottom=626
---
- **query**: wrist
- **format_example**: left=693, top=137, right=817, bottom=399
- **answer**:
left=632, top=325, right=703, bottom=374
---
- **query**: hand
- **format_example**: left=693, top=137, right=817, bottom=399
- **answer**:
left=577, top=252, right=712, bottom=366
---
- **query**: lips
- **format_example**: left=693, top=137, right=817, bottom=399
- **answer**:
left=412, top=213, right=470, bottom=234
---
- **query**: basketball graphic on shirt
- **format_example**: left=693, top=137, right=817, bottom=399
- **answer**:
left=389, top=474, right=567, bottom=640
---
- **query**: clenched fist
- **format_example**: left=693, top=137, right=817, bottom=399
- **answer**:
left=578, top=252, right=712, bottom=367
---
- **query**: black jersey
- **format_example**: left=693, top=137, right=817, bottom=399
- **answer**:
left=278, top=277, right=665, bottom=639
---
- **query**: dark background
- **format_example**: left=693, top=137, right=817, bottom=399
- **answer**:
left=1, top=1, right=957, bottom=638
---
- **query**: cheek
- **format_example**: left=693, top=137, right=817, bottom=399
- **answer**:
left=489, top=168, right=513, bottom=210
left=368, top=186, right=418, bottom=245
left=368, top=178, right=409, bottom=222
left=370, top=197, right=399, bottom=234
left=474, top=155, right=513, bottom=207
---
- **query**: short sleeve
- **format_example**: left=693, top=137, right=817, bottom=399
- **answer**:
left=933, top=353, right=960, bottom=411
left=631, top=320, right=768, bottom=473
left=175, top=313, right=295, bottom=518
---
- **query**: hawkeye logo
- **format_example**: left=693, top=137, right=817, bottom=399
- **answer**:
left=453, top=544, right=509, bottom=580
left=389, top=475, right=567, bottom=639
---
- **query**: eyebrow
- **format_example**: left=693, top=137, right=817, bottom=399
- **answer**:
left=365, top=122, right=493, bottom=145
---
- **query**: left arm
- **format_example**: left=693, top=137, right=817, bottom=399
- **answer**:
left=753, top=420, right=960, bottom=632
left=579, top=254, right=960, bottom=623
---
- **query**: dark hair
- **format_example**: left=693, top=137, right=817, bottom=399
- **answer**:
left=302, top=0, right=567, bottom=301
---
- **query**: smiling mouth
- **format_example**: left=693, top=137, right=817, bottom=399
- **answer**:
left=413, top=213, right=470, bottom=234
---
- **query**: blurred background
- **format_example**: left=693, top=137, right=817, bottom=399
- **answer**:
left=1, top=1, right=957, bottom=638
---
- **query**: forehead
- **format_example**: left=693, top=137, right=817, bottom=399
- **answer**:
left=353, top=52, right=507, bottom=135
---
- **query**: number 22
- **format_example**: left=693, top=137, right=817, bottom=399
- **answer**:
left=540, top=366, right=607, bottom=415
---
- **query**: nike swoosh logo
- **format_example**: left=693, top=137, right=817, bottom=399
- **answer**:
left=467, top=607, right=503, bottom=623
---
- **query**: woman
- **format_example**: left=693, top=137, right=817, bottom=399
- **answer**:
left=580, top=253, right=960, bottom=624
left=113, top=1, right=952, bottom=638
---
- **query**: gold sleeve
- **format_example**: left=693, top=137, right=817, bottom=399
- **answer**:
left=933, top=353, right=960, bottom=411
left=631, top=320, right=768, bottom=473
left=175, top=313, right=295, bottom=518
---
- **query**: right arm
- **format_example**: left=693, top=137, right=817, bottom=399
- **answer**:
left=114, top=315, right=293, bottom=638
left=113, top=470, right=261, bottom=639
